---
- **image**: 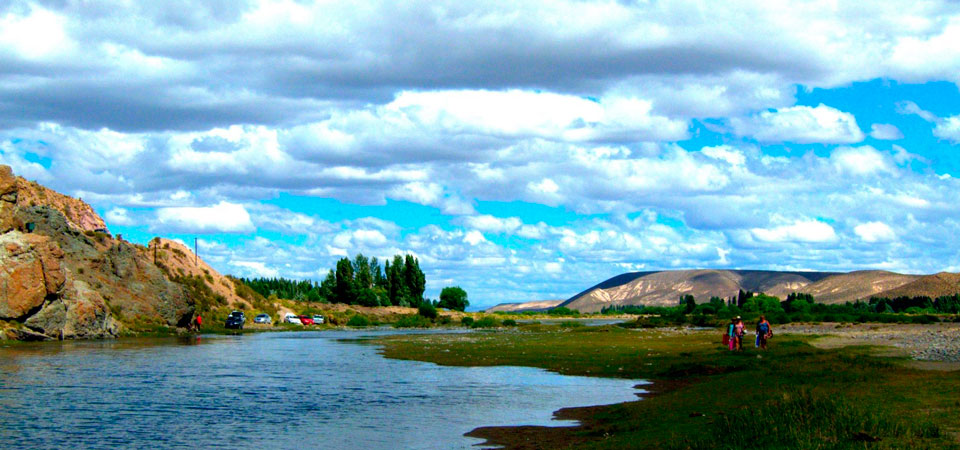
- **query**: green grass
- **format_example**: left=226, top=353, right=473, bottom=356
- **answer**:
left=375, top=326, right=960, bottom=449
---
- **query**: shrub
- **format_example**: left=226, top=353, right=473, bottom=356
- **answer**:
left=502, top=319, right=517, bottom=326
left=559, top=320, right=584, bottom=328
left=347, top=315, right=372, bottom=327
left=548, top=306, right=580, bottom=316
left=461, top=317, right=475, bottom=326
left=394, top=315, right=433, bottom=328
left=471, top=316, right=499, bottom=328
left=418, top=302, right=438, bottom=319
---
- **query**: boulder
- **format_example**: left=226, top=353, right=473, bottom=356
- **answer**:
left=0, top=232, right=47, bottom=320
left=24, top=298, right=67, bottom=336
left=61, top=280, right=120, bottom=339
left=0, top=165, right=16, bottom=200
left=2, top=327, right=52, bottom=341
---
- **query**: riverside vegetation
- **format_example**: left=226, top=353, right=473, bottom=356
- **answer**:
left=375, top=324, right=960, bottom=449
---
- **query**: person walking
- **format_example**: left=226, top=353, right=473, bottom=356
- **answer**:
left=194, top=313, right=202, bottom=332
left=734, top=316, right=745, bottom=351
left=726, top=318, right=737, bottom=351
left=756, top=315, right=772, bottom=350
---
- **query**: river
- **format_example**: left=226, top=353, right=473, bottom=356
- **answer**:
left=0, top=329, right=646, bottom=449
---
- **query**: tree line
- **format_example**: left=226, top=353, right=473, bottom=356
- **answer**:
left=239, top=253, right=469, bottom=311
left=241, top=253, right=425, bottom=307
left=601, top=291, right=960, bottom=325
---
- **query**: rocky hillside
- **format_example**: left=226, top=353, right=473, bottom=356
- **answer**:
left=15, top=177, right=106, bottom=232
left=560, top=269, right=932, bottom=313
left=485, top=300, right=564, bottom=313
left=874, top=272, right=960, bottom=299
left=792, top=270, right=921, bottom=304
left=0, top=165, right=246, bottom=341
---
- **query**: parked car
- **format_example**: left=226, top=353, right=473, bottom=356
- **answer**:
left=284, top=313, right=301, bottom=325
left=224, top=311, right=245, bottom=329
left=299, top=315, right=315, bottom=325
left=312, top=314, right=325, bottom=324
left=254, top=313, right=271, bottom=324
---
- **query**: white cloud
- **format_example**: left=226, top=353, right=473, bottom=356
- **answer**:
left=751, top=220, right=837, bottom=243
left=895, top=101, right=938, bottom=122
left=459, top=215, right=523, bottom=234
left=869, top=123, right=904, bottom=140
left=155, top=201, right=255, bottom=233
left=854, top=222, right=896, bottom=243
left=104, top=208, right=136, bottom=226
left=933, top=115, right=960, bottom=143
left=701, top=146, right=746, bottom=166
left=732, top=104, right=865, bottom=144
left=230, top=261, right=279, bottom=278
left=831, top=146, right=893, bottom=176
left=0, top=7, right=71, bottom=59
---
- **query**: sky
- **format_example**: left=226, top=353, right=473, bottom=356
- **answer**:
left=2, top=1, right=960, bottom=309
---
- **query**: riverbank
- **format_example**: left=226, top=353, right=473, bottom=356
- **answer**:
left=374, top=324, right=960, bottom=449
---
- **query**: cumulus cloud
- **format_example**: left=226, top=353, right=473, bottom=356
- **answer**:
left=155, top=201, right=255, bottom=233
left=731, top=104, right=865, bottom=144
left=933, top=115, right=960, bottom=142
left=104, top=208, right=137, bottom=226
left=831, top=146, right=893, bottom=176
left=854, top=222, right=896, bottom=243
left=751, top=220, right=838, bottom=243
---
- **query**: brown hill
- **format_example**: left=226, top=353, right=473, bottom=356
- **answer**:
left=797, top=271, right=921, bottom=304
left=874, top=272, right=960, bottom=299
left=0, top=165, right=249, bottom=341
left=486, top=300, right=564, bottom=313
left=560, top=269, right=921, bottom=313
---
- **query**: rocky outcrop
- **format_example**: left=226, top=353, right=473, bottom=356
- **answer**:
left=0, top=165, right=195, bottom=340
left=0, top=232, right=49, bottom=319
left=14, top=173, right=107, bottom=233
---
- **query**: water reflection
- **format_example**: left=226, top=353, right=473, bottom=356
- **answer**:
left=0, top=330, right=645, bottom=449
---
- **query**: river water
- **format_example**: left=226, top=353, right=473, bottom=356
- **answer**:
left=0, top=330, right=645, bottom=449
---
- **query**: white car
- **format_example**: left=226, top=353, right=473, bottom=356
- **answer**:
left=312, top=314, right=325, bottom=324
left=284, top=313, right=302, bottom=325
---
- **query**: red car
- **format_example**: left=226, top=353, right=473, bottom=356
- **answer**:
left=298, top=315, right=315, bottom=325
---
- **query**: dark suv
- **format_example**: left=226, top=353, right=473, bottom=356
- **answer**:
left=224, top=311, right=245, bottom=329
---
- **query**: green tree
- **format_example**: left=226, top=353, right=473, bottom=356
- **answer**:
left=353, top=254, right=373, bottom=290
left=681, top=294, right=696, bottom=314
left=403, top=254, right=425, bottom=307
left=319, top=270, right=336, bottom=302
left=438, top=286, right=469, bottom=311
left=334, top=257, right=356, bottom=304
left=387, top=256, right=408, bottom=306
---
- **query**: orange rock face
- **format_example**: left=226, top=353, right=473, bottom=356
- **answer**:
left=24, top=234, right=65, bottom=294
left=0, top=233, right=48, bottom=319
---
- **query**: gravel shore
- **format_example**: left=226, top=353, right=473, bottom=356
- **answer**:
left=777, top=322, right=960, bottom=364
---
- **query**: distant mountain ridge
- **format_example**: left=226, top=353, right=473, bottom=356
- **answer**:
left=485, top=300, right=564, bottom=313
left=558, top=269, right=949, bottom=313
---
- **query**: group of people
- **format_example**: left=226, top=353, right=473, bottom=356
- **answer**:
left=724, top=315, right=773, bottom=351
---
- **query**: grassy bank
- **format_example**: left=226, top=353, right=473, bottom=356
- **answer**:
left=374, top=326, right=960, bottom=449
